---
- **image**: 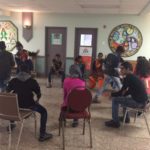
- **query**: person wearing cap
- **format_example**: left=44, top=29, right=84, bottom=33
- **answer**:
left=6, top=64, right=53, bottom=142
left=15, top=41, right=33, bottom=73
left=0, top=41, right=15, bottom=92
left=61, top=63, right=86, bottom=127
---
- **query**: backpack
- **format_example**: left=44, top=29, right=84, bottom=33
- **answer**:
left=103, top=53, right=121, bottom=76
left=105, top=53, right=120, bottom=69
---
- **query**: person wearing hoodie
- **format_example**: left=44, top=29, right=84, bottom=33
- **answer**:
left=6, top=64, right=53, bottom=142
left=61, top=64, right=86, bottom=127
left=0, top=41, right=15, bottom=92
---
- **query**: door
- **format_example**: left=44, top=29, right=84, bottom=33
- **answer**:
left=74, top=28, right=97, bottom=74
left=45, top=27, right=67, bottom=75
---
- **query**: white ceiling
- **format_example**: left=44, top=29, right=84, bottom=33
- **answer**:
left=0, top=0, right=150, bottom=15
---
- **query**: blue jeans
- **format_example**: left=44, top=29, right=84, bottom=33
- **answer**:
left=48, top=68, right=65, bottom=84
left=31, top=103, right=48, bottom=135
left=112, top=96, right=144, bottom=123
left=11, top=103, right=48, bottom=135
left=95, top=75, right=122, bottom=97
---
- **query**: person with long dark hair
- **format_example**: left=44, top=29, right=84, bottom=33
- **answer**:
left=134, top=56, right=150, bottom=78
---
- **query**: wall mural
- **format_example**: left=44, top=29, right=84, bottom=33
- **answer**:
left=0, top=21, right=18, bottom=51
left=108, top=24, right=143, bottom=57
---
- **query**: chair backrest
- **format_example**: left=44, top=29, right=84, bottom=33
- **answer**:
left=0, top=93, right=21, bottom=121
left=67, top=87, right=92, bottom=112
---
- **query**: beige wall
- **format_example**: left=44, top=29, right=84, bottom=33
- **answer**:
left=1, top=12, right=150, bottom=61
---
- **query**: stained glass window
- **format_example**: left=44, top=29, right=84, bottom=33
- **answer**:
left=0, top=21, right=18, bottom=51
left=108, top=24, right=143, bottom=57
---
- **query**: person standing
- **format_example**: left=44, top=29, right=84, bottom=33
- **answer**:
left=92, top=46, right=124, bottom=103
left=0, top=41, right=15, bottom=92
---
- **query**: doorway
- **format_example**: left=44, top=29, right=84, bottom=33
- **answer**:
left=45, top=27, right=67, bottom=75
left=74, top=28, right=98, bottom=75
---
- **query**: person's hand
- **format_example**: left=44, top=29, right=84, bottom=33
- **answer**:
left=35, top=99, right=39, bottom=104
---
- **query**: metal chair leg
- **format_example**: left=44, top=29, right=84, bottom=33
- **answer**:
left=59, top=120, right=62, bottom=136
left=16, top=120, right=24, bottom=150
left=33, top=113, right=37, bottom=137
left=8, top=122, right=12, bottom=150
left=88, top=119, right=92, bottom=148
left=143, top=113, right=150, bottom=136
left=62, top=121, right=65, bottom=150
left=134, top=112, right=138, bottom=123
left=123, top=110, right=128, bottom=126
left=82, top=119, right=85, bottom=135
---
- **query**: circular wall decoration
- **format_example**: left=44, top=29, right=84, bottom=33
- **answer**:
left=108, top=24, right=143, bottom=57
left=0, top=21, right=18, bottom=51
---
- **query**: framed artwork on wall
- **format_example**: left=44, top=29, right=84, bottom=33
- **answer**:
left=0, top=21, right=18, bottom=51
left=51, top=33, right=62, bottom=45
left=108, top=24, right=143, bottom=57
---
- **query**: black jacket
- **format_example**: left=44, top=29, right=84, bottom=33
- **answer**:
left=7, top=73, right=41, bottom=108
left=0, top=50, right=15, bottom=80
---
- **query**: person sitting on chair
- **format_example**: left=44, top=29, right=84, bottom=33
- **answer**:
left=61, top=64, right=86, bottom=127
left=105, top=62, right=148, bottom=128
left=76, top=55, right=85, bottom=78
left=6, top=64, right=53, bottom=142
left=47, top=54, right=65, bottom=88
left=88, top=52, right=104, bottom=89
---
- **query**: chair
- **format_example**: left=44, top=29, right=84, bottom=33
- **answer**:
left=0, top=93, right=37, bottom=150
left=58, top=87, right=93, bottom=150
left=123, top=77, right=150, bottom=135
left=122, top=101, right=150, bottom=135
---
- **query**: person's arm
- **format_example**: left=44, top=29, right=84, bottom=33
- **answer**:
left=28, top=59, right=34, bottom=71
left=111, top=77, right=129, bottom=97
left=32, top=79, right=41, bottom=102
left=6, top=79, right=14, bottom=93
left=10, top=53, right=15, bottom=67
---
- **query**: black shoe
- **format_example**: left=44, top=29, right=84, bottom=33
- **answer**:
left=137, top=112, right=142, bottom=116
left=7, top=123, right=16, bottom=132
left=71, top=121, right=78, bottom=127
left=119, top=116, right=130, bottom=123
left=105, top=120, right=120, bottom=128
left=47, top=83, right=52, bottom=88
left=92, top=96, right=100, bottom=103
left=39, top=133, right=53, bottom=142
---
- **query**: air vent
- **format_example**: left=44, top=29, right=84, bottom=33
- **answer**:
left=80, top=4, right=120, bottom=9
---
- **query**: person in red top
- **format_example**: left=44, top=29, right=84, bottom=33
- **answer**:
left=88, top=52, right=104, bottom=90
left=15, top=41, right=34, bottom=73
left=134, top=56, right=150, bottom=78
left=134, top=56, right=150, bottom=96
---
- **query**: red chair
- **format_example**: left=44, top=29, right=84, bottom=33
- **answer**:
left=58, top=87, right=93, bottom=150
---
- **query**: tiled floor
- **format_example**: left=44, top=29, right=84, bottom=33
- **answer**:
left=0, top=77, right=150, bottom=150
